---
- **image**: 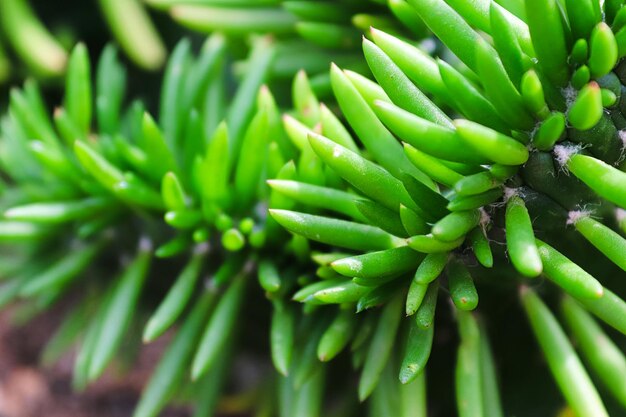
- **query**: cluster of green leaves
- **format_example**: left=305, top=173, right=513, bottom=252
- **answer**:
left=0, top=0, right=166, bottom=82
left=3, top=0, right=626, bottom=417
left=0, top=0, right=424, bottom=86
left=145, top=0, right=433, bottom=96
left=270, top=0, right=626, bottom=416
left=0, top=2, right=436, bottom=416
left=0, top=32, right=322, bottom=416
left=150, top=0, right=427, bottom=41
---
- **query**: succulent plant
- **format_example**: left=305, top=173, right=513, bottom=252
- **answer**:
left=3, top=0, right=626, bottom=417
left=0, top=33, right=322, bottom=416
left=270, top=0, right=626, bottom=415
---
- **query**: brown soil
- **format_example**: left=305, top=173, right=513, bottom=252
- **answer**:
left=0, top=305, right=191, bottom=417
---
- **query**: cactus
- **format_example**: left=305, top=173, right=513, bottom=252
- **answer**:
left=272, top=0, right=626, bottom=415
left=1, top=1, right=626, bottom=417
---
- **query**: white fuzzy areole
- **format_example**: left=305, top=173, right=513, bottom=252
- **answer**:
left=503, top=187, right=519, bottom=202
left=617, top=208, right=626, bottom=223
left=479, top=207, right=491, bottom=227
left=194, top=242, right=210, bottom=255
left=204, top=277, right=217, bottom=291
left=139, top=236, right=153, bottom=252
left=619, top=130, right=626, bottom=149
left=616, top=130, right=626, bottom=165
left=562, top=85, right=578, bottom=112
left=566, top=210, right=592, bottom=225
left=553, top=144, right=582, bottom=168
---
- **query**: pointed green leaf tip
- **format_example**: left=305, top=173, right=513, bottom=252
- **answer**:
left=199, top=121, right=230, bottom=205
left=317, top=308, right=355, bottom=362
left=469, top=227, right=493, bottom=268
left=65, top=42, right=92, bottom=135
left=453, top=119, right=529, bottom=165
left=533, top=112, right=565, bottom=150
left=141, top=111, right=178, bottom=180
left=399, top=322, right=433, bottom=384
left=520, top=70, right=549, bottom=119
left=406, top=280, right=429, bottom=316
